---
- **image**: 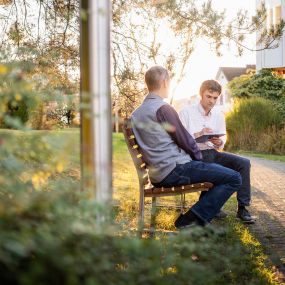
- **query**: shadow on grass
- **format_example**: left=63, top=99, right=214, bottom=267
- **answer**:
left=115, top=192, right=281, bottom=285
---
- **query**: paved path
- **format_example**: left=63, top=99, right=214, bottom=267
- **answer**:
left=246, top=156, right=285, bottom=282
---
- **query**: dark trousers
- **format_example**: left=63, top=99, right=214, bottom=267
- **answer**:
left=153, top=161, right=241, bottom=224
left=201, top=149, right=251, bottom=207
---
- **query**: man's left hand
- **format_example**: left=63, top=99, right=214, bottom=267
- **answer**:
left=209, top=137, right=223, bottom=148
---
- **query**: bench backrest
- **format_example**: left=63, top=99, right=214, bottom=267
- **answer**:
left=122, top=118, right=150, bottom=190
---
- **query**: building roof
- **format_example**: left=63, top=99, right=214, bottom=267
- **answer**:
left=215, top=65, right=256, bottom=82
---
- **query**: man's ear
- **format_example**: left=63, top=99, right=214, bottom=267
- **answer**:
left=163, top=79, right=169, bottom=88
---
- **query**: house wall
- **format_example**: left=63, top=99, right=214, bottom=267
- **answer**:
left=216, top=71, right=230, bottom=106
left=256, top=0, right=285, bottom=70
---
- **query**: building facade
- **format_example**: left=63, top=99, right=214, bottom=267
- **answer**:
left=215, top=65, right=256, bottom=108
left=256, top=0, right=285, bottom=74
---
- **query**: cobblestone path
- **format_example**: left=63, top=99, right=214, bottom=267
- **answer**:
left=246, top=156, right=285, bottom=283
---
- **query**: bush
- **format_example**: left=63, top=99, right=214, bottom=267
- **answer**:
left=0, top=62, right=39, bottom=129
left=257, top=126, right=285, bottom=154
left=6, top=100, right=29, bottom=125
left=0, top=187, right=273, bottom=285
left=28, top=103, right=45, bottom=130
left=227, top=69, right=285, bottom=118
left=0, top=130, right=276, bottom=285
left=228, top=69, right=285, bottom=100
left=225, top=98, right=283, bottom=151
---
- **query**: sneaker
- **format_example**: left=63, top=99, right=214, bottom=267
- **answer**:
left=236, top=207, right=255, bottom=224
left=174, top=213, right=201, bottom=229
left=214, top=210, right=228, bottom=219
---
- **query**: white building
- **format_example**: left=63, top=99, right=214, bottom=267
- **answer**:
left=215, top=65, right=256, bottom=107
left=174, top=65, right=256, bottom=113
left=256, top=0, right=285, bottom=74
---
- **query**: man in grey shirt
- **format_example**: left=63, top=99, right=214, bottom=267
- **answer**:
left=131, top=66, right=242, bottom=229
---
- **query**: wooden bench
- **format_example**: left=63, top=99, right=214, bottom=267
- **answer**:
left=122, top=118, right=213, bottom=233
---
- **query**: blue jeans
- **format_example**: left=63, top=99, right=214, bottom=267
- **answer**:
left=201, top=149, right=251, bottom=207
left=153, top=161, right=242, bottom=224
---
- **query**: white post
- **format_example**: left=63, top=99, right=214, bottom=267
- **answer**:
left=89, top=0, right=112, bottom=203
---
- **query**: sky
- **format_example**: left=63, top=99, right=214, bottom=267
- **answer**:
left=172, top=0, right=256, bottom=99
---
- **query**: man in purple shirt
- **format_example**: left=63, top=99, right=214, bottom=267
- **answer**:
left=131, top=66, right=242, bottom=229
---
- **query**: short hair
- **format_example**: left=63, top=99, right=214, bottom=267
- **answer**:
left=199, top=80, right=222, bottom=96
left=145, top=66, right=170, bottom=91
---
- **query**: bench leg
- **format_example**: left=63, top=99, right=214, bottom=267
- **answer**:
left=150, top=197, right=157, bottom=236
left=138, top=190, right=145, bottom=237
left=180, top=194, right=186, bottom=213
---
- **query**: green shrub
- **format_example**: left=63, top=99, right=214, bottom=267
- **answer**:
left=6, top=100, right=29, bottom=125
left=228, top=69, right=285, bottom=101
left=0, top=187, right=274, bottom=285
left=257, top=126, right=285, bottom=154
left=226, top=98, right=283, bottom=151
left=0, top=129, right=276, bottom=285
left=0, top=62, right=39, bottom=129
left=228, top=69, right=285, bottom=118
left=28, top=103, right=45, bottom=130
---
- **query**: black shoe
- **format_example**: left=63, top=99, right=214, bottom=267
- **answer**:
left=174, top=213, right=201, bottom=229
left=214, top=210, right=228, bottom=219
left=236, top=207, right=255, bottom=224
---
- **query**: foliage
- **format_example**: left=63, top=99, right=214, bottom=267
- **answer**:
left=112, top=0, right=284, bottom=114
left=227, top=69, right=285, bottom=153
left=227, top=71, right=254, bottom=99
left=47, top=103, right=77, bottom=128
left=225, top=98, right=284, bottom=152
left=0, top=1, right=78, bottom=130
left=228, top=69, right=285, bottom=99
left=0, top=59, right=79, bottom=130
left=1, top=0, right=284, bottom=117
left=0, top=1, right=79, bottom=95
left=228, top=69, right=285, bottom=117
left=0, top=61, right=39, bottom=129
left=256, top=126, right=285, bottom=155
left=0, top=130, right=278, bottom=285
left=0, top=185, right=271, bottom=285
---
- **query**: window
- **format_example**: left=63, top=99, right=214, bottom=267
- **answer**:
left=274, top=5, right=282, bottom=25
left=267, top=8, right=273, bottom=29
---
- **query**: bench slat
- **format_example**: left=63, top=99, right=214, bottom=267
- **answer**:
left=144, top=182, right=213, bottom=196
left=122, top=118, right=213, bottom=197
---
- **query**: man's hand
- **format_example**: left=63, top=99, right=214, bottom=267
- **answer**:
left=209, top=137, right=223, bottom=148
left=201, top=127, right=213, bottom=135
left=194, top=127, right=213, bottom=138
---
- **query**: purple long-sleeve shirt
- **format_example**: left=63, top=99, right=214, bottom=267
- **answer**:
left=156, top=104, right=202, bottom=161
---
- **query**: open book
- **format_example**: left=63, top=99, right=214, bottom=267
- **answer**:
left=195, top=133, right=225, bottom=143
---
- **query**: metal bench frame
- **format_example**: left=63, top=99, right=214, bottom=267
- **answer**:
left=122, top=118, right=213, bottom=233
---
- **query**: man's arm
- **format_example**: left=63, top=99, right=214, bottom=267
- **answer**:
left=156, top=104, right=202, bottom=160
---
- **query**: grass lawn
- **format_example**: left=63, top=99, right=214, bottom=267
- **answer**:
left=234, top=150, right=285, bottom=163
left=0, top=129, right=281, bottom=285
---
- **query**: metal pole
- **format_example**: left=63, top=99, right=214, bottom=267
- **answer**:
left=80, top=0, right=112, bottom=204
left=80, top=0, right=95, bottom=192
left=89, top=0, right=112, bottom=203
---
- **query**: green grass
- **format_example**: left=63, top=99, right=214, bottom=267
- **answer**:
left=114, top=133, right=281, bottom=284
left=234, top=150, right=285, bottom=163
left=0, top=129, right=281, bottom=284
